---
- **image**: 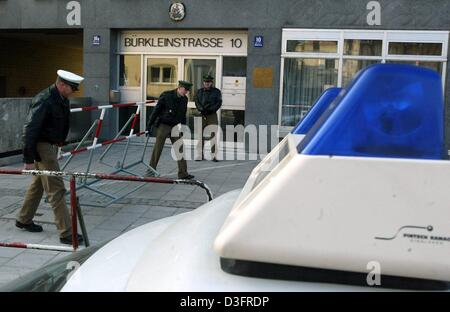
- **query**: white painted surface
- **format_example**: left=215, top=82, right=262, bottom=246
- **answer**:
left=215, top=154, right=450, bottom=282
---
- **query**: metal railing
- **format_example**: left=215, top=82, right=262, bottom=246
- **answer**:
left=0, top=168, right=213, bottom=252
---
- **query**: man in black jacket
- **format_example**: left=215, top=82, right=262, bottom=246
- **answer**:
left=194, top=74, right=222, bottom=161
left=145, top=81, right=194, bottom=179
left=16, top=70, right=84, bottom=245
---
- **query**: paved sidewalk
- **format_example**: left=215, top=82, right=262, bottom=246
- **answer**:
left=0, top=142, right=259, bottom=287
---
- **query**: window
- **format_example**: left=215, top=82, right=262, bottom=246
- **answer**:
left=342, top=59, right=379, bottom=86
left=388, top=42, right=442, bottom=56
left=119, top=55, right=141, bottom=87
left=286, top=40, right=338, bottom=53
left=184, top=58, right=216, bottom=101
left=223, top=56, right=247, bottom=77
left=344, top=40, right=382, bottom=56
left=149, top=65, right=175, bottom=83
left=282, top=58, right=338, bottom=126
left=280, top=29, right=448, bottom=130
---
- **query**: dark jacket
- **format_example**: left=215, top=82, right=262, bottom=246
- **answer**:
left=22, top=85, right=70, bottom=164
left=146, top=89, right=187, bottom=129
left=194, top=87, right=222, bottom=115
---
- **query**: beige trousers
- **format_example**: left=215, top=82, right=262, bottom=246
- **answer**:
left=17, top=142, right=72, bottom=238
left=149, top=123, right=189, bottom=178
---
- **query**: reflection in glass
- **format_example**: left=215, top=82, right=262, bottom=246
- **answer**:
left=223, top=57, right=247, bottom=76
left=286, top=40, right=338, bottom=53
left=388, top=42, right=442, bottom=56
left=282, top=58, right=338, bottom=127
left=184, top=59, right=216, bottom=101
left=344, top=40, right=382, bottom=56
left=146, top=58, right=178, bottom=100
left=119, top=55, right=141, bottom=87
left=342, top=59, right=379, bottom=86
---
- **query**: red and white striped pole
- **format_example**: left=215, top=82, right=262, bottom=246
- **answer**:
left=129, top=104, right=141, bottom=136
left=92, top=108, right=106, bottom=147
left=59, top=131, right=148, bottom=158
left=69, top=100, right=155, bottom=113
left=0, top=242, right=74, bottom=252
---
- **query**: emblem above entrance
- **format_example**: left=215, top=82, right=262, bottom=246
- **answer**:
left=169, top=2, right=186, bottom=21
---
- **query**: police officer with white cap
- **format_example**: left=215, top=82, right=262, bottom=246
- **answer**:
left=16, top=69, right=84, bottom=245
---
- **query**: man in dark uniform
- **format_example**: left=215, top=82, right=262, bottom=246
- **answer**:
left=145, top=80, right=194, bottom=180
left=17, top=70, right=84, bottom=245
left=194, top=74, right=222, bottom=161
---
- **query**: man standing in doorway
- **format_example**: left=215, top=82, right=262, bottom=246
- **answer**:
left=145, top=80, right=195, bottom=180
left=17, top=70, right=84, bottom=245
left=194, top=74, right=222, bottom=162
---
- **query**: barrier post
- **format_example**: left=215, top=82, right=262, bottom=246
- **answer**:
left=69, top=176, right=79, bottom=251
left=76, top=196, right=90, bottom=247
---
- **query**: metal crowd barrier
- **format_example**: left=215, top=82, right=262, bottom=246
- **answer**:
left=58, top=99, right=158, bottom=207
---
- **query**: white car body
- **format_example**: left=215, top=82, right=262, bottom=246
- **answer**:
left=62, top=189, right=367, bottom=292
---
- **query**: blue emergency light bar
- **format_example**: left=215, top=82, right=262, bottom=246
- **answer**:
left=297, top=64, right=445, bottom=160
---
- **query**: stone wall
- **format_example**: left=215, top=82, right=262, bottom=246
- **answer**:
left=0, top=97, right=91, bottom=166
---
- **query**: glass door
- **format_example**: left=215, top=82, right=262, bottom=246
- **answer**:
left=182, top=57, right=218, bottom=145
left=143, top=56, right=179, bottom=136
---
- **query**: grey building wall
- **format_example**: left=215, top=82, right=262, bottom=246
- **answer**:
left=1, top=0, right=449, bottom=148
left=0, top=98, right=29, bottom=154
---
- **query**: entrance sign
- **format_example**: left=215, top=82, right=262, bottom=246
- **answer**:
left=120, top=31, right=247, bottom=54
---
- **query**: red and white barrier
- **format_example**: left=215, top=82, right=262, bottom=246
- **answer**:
left=0, top=169, right=213, bottom=202
left=0, top=167, right=213, bottom=252
left=59, top=99, right=152, bottom=159
left=69, top=100, right=155, bottom=113
left=59, top=131, right=148, bottom=158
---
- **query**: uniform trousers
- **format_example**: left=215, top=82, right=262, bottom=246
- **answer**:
left=17, top=142, right=72, bottom=238
left=149, top=123, right=189, bottom=178
left=196, top=113, right=219, bottom=160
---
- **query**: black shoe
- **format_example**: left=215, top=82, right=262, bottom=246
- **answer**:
left=15, top=220, right=43, bottom=233
left=212, top=158, right=219, bottom=162
left=60, top=234, right=84, bottom=245
left=180, top=174, right=195, bottom=180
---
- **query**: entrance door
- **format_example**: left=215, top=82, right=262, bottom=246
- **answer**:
left=143, top=56, right=247, bottom=157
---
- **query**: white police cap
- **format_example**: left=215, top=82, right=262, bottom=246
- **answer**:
left=57, top=69, right=84, bottom=90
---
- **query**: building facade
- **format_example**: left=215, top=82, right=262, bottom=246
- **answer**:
left=1, top=0, right=449, bottom=153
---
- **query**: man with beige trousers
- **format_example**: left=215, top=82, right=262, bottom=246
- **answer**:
left=17, top=70, right=84, bottom=245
